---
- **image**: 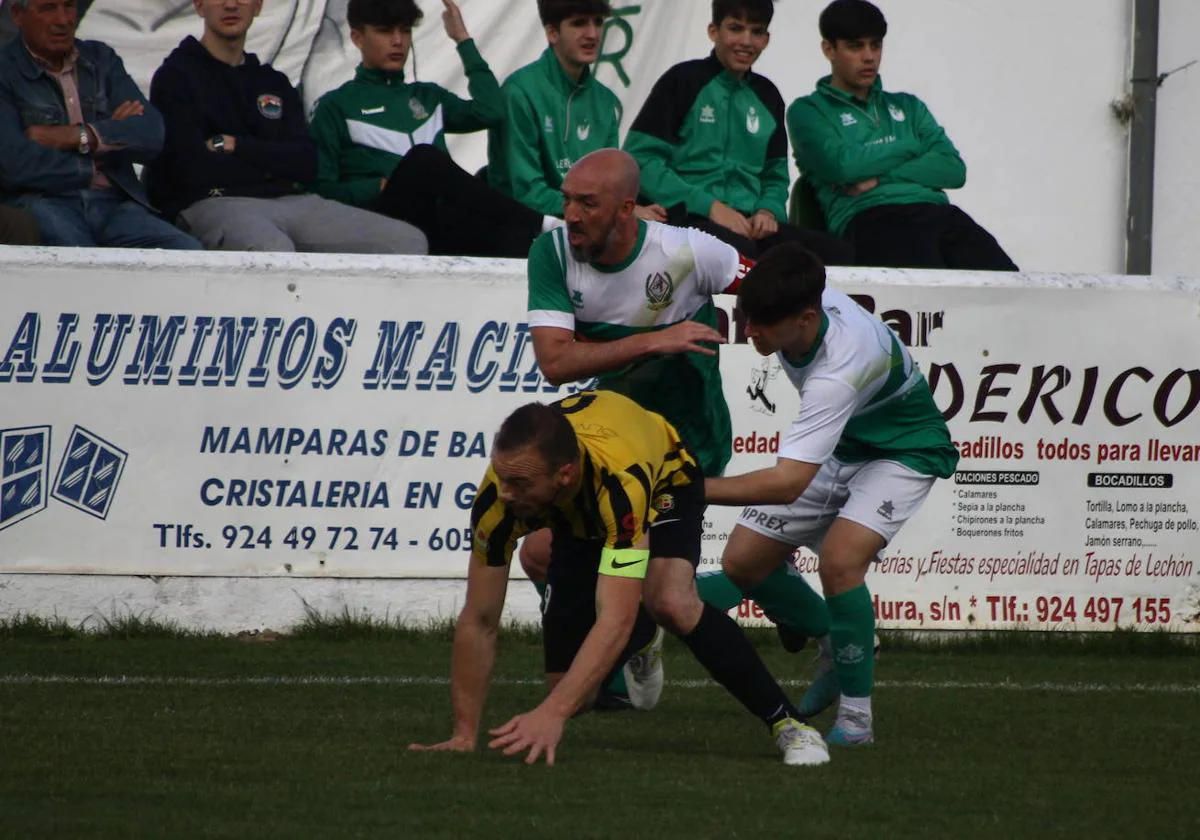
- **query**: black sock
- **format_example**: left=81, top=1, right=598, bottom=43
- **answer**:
left=681, top=602, right=801, bottom=727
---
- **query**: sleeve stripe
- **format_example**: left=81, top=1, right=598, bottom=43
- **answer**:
left=625, top=462, right=652, bottom=504
left=527, top=310, right=576, bottom=330
left=600, top=468, right=636, bottom=550
left=486, top=511, right=518, bottom=567
left=470, top=482, right=498, bottom=529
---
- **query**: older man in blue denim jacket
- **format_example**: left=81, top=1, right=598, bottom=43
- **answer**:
left=0, top=0, right=199, bottom=248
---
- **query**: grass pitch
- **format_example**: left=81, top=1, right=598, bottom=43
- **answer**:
left=1, top=622, right=1197, bottom=840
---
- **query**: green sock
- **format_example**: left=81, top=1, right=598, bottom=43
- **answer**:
left=826, top=585, right=876, bottom=697
left=747, top=564, right=831, bottom=638
left=534, top=579, right=629, bottom=695
left=695, top=570, right=744, bottom=610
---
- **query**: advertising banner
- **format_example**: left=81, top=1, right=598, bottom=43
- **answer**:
left=1, top=251, right=1197, bottom=631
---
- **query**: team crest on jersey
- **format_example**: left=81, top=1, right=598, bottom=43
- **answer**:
left=840, top=112, right=857, bottom=126
left=644, top=271, right=674, bottom=310
left=256, top=94, right=283, bottom=119
left=700, top=104, right=716, bottom=124
left=888, top=104, right=906, bottom=122
left=544, top=115, right=555, bottom=133
left=746, top=106, right=760, bottom=134
left=652, top=493, right=675, bottom=514
left=409, top=97, right=429, bottom=120
left=576, top=122, right=590, bottom=141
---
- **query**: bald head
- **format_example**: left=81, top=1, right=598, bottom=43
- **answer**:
left=570, top=148, right=641, bottom=202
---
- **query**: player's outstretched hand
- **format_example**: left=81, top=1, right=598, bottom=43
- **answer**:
left=442, top=0, right=470, bottom=43
left=649, top=320, right=727, bottom=356
left=408, top=734, right=475, bottom=753
left=487, top=706, right=566, bottom=766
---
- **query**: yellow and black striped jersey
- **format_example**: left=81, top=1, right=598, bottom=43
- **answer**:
left=470, top=391, right=701, bottom=570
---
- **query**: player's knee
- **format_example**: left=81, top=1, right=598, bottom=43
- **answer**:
left=643, top=588, right=702, bottom=635
left=817, top=553, right=867, bottom=595
left=518, top=540, right=549, bottom=583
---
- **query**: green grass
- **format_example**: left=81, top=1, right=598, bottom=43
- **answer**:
left=2, top=624, right=1198, bottom=840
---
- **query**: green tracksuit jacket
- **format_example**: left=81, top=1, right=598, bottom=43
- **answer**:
left=786, top=75, right=966, bottom=235
left=623, top=53, right=789, bottom=221
left=310, top=40, right=502, bottom=208
left=487, top=47, right=622, bottom=217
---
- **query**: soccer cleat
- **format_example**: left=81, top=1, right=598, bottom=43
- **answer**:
left=772, top=718, right=830, bottom=766
left=623, top=626, right=665, bottom=711
left=827, top=707, right=874, bottom=746
left=798, top=646, right=840, bottom=718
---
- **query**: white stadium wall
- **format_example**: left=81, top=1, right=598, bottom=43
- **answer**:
left=0, top=249, right=1198, bottom=633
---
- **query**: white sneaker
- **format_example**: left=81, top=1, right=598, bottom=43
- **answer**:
left=773, top=718, right=830, bottom=766
left=827, top=706, right=875, bottom=747
left=623, top=626, right=665, bottom=711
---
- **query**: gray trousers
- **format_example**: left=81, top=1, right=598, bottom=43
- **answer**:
left=179, top=193, right=428, bottom=254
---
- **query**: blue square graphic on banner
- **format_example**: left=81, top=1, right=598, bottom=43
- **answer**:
left=0, top=426, right=50, bottom=531
left=52, top=426, right=128, bottom=521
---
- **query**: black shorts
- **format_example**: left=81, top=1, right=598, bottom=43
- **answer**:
left=541, top=479, right=705, bottom=674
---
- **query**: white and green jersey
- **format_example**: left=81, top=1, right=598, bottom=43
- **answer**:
left=778, top=288, right=958, bottom=477
left=527, top=220, right=747, bottom=475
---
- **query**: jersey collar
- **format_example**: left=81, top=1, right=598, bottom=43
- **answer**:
left=781, top=311, right=829, bottom=368
left=590, top=219, right=648, bottom=274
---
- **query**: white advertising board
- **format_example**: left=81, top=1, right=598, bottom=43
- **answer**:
left=1, top=250, right=1198, bottom=631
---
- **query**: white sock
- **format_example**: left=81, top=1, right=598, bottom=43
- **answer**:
left=839, top=694, right=872, bottom=722
left=541, top=215, right=563, bottom=233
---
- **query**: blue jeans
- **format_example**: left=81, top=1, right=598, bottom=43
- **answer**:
left=17, top=189, right=202, bottom=249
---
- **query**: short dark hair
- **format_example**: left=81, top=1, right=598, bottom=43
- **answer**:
left=494, top=403, right=580, bottom=469
left=712, top=0, right=775, bottom=27
left=538, top=0, right=612, bottom=26
left=819, top=0, right=887, bottom=42
left=738, top=242, right=826, bottom=326
left=348, top=0, right=424, bottom=30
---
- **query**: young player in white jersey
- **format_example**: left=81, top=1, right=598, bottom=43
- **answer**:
left=705, top=241, right=959, bottom=746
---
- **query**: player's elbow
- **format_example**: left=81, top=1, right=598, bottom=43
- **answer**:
left=535, top=356, right=571, bottom=387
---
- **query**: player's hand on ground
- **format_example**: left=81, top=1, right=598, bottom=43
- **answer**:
left=487, top=706, right=566, bottom=766
left=648, top=320, right=726, bottom=356
left=709, top=200, right=752, bottom=237
left=442, top=0, right=470, bottom=43
left=634, top=203, right=668, bottom=222
left=748, top=209, right=778, bottom=239
left=408, top=733, right=475, bottom=753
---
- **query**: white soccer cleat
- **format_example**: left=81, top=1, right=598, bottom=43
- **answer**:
left=773, top=718, right=831, bottom=766
left=623, top=626, right=665, bottom=711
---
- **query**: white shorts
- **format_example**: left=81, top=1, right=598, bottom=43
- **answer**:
left=735, top=458, right=935, bottom=551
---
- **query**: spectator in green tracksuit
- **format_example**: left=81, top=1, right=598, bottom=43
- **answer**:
left=787, top=0, right=1017, bottom=270
left=310, top=0, right=554, bottom=256
left=488, top=1, right=664, bottom=222
left=623, top=0, right=853, bottom=265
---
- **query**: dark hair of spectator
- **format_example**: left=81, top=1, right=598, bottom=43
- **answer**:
left=538, top=0, right=612, bottom=26
left=738, top=242, right=826, bottom=326
left=348, top=0, right=424, bottom=30
left=819, top=0, right=887, bottom=42
left=712, top=0, right=775, bottom=27
left=494, top=403, right=580, bottom=469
